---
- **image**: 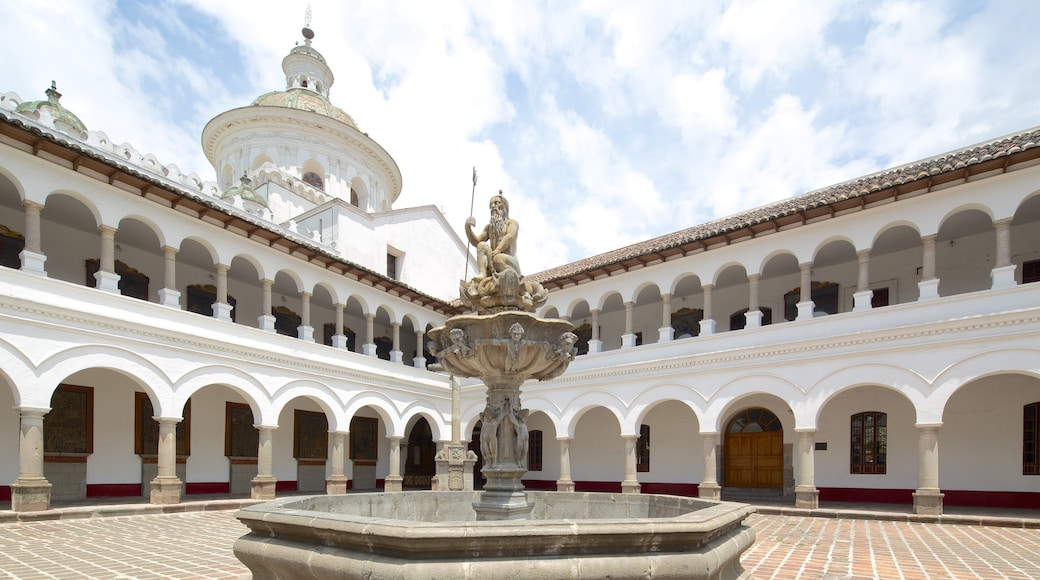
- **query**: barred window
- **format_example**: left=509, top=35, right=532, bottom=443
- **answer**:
left=851, top=412, right=887, bottom=474
left=1025, top=403, right=1039, bottom=475
left=636, top=424, right=650, bottom=472
left=528, top=430, right=543, bottom=472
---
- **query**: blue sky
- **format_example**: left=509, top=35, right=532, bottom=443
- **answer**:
left=2, top=0, right=1039, bottom=273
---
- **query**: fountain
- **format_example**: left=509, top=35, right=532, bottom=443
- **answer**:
left=233, top=193, right=756, bottom=578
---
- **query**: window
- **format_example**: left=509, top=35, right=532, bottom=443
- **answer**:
left=0, top=224, right=25, bottom=269
left=349, top=416, right=378, bottom=463
left=1024, top=259, right=1040, bottom=284
left=573, top=324, right=592, bottom=355
left=134, top=393, right=190, bottom=456
left=851, top=412, right=887, bottom=474
left=387, top=253, right=398, bottom=280
left=729, top=307, right=772, bottom=330
left=302, top=171, right=323, bottom=190
left=528, top=430, right=543, bottom=471
left=871, top=287, right=890, bottom=308
left=784, top=281, right=839, bottom=321
left=1025, top=403, right=1039, bottom=475
left=85, top=259, right=149, bottom=300
left=350, top=188, right=359, bottom=207
left=273, top=305, right=301, bottom=337
left=636, top=424, right=650, bottom=472
left=294, top=410, right=328, bottom=460
left=186, top=284, right=237, bottom=322
left=44, top=384, right=93, bottom=455
left=225, top=402, right=258, bottom=458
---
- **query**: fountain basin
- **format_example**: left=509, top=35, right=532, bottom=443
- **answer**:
left=234, top=491, right=755, bottom=579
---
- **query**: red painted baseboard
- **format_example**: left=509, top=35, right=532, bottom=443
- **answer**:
left=275, top=481, right=297, bottom=492
left=818, top=487, right=914, bottom=504
left=86, top=483, right=142, bottom=498
left=574, top=481, right=622, bottom=493
left=185, top=482, right=230, bottom=495
left=0, top=486, right=10, bottom=501
left=520, top=479, right=557, bottom=490
left=943, top=489, right=1040, bottom=509
left=640, top=482, right=699, bottom=497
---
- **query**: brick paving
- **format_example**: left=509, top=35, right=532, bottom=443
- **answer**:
left=0, top=508, right=1038, bottom=579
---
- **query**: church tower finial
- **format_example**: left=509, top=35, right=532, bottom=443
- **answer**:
left=302, top=5, right=314, bottom=45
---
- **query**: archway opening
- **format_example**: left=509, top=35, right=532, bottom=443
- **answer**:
left=724, top=407, right=783, bottom=488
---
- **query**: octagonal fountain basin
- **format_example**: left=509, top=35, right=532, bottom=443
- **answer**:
left=234, top=491, right=756, bottom=580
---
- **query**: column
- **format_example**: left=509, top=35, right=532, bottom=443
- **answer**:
left=556, top=437, right=575, bottom=492
left=258, top=279, right=276, bottom=331
left=326, top=431, right=349, bottom=495
left=794, top=429, right=819, bottom=509
left=991, top=218, right=1016, bottom=289
left=213, top=263, right=234, bottom=321
left=250, top=425, right=277, bottom=500
left=298, top=291, right=315, bottom=341
left=390, top=322, right=403, bottom=363
left=413, top=329, right=425, bottom=368
left=588, top=309, right=603, bottom=353
left=796, top=262, right=814, bottom=320
left=745, top=274, right=763, bottom=328
left=698, top=432, right=721, bottom=500
left=621, top=301, right=637, bottom=348
left=95, top=225, right=121, bottom=293
left=699, top=284, right=716, bottom=336
left=362, top=313, right=377, bottom=357
left=658, top=293, right=674, bottom=342
left=853, top=249, right=873, bottom=311
left=20, top=200, right=46, bottom=275
left=10, top=407, right=52, bottom=512
left=621, top=434, right=640, bottom=493
left=158, top=246, right=181, bottom=308
left=918, top=234, right=940, bottom=301
left=913, top=423, right=944, bottom=515
left=150, top=417, right=183, bottom=504
left=384, top=436, right=403, bottom=491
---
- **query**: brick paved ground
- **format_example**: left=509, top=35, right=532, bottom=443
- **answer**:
left=1, top=509, right=1039, bottom=579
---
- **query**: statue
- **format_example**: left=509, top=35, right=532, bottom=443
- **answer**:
left=480, top=405, right=502, bottom=467
left=461, top=192, right=547, bottom=314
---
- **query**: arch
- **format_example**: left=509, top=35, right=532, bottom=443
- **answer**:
left=810, top=364, right=931, bottom=427
left=871, top=220, right=922, bottom=248
left=0, top=163, right=27, bottom=203
left=117, top=214, right=167, bottom=250
left=43, top=190, right=102, bottom=228
left=349, top=176, right=367, bottom=209
left=931, top=348, right=1040, bottom=422
left=557, top=391, right=629, bottom=437
left=172, top=365, right=270, bottom=424
left=704, top=375, right=803, bottom=432
left=757, top=248, right=800, bottom=275
left=343, top=393, right=402, bottom=437
left=34, top=345, right=173, bottom=412
left=628, top=389, right=707, bottom=433
left=251, top=153, right=275, bottom=172
left=270, top=381, right=345, bottom=431
left=400, top=404, right=447, bottom=442
left=595, top=290, right=624, bottom=313
left=630, top=280, right=662, bottom=304
left=302, top=159, right=326, bottom=191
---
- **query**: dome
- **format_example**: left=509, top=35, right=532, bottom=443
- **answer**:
left=251, top=88, right=357, bottom=128
left=15, top=81, right=87, bottom=133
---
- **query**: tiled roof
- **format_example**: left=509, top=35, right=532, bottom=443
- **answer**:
left=529, top=126, right=1040, bottom=287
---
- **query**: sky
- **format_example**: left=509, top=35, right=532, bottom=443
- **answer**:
left=2, top=0, right=1039, bottom=274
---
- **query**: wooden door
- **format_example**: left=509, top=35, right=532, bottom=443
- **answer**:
left=725, top=431, right=783, bottom=488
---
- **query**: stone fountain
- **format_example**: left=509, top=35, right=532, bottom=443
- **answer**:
left=232, top=193, right=756, bottom=579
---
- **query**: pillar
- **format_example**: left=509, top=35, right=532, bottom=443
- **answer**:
left=918, top=234, right=940, bottom=301
left=11, top=407, right=52, bottom=512
left=991, top=218, right=1017, bottom=289
left=621, top=301, right=637, bottom=348
left=588, top=309, right=603, bottom=353
left=698, top=432, right=721, bottom=500
left=385, top=436, right=403, bottom=491
left=413, top=329, right=425, bottom=368
left=621, top=434, right=640, bottom=494
left=20, top=200, right=46, bottom=275
left=213, top=263, right=234, bottom=321
left=699, top=284, right=716, bottom=335
left=298, top=291, right=314, bottom=341
left=250, top=425, right=277, bottom=500
left=913, top=423, right=944, bottom=515
left=556, top=437, right=575, bottom=492
left=158, top=246, right=181, bottom=308
left=658, top=293, right=674, bottom=342
left=853, top=249, right=873, bottom=311
left=745, top=274, right=763, bottom=328
left=150, top=417, right=183, bottom=504
left=258, top=279, right=275, bottom=331
left=94, top=225, right=120, bottom=293
left=796, top=262, right=814, bottom=320
left=794, top=429, right=819, bottom=509
left=326, top=431, right=349, bottom=495
left=363, top=314, right=377, bottom=357
left=390, top=322, right=403, bottom=363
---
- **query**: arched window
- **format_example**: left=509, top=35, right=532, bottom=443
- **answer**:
left=727, top=408, right=781, bottom=433
left=350, top=188, right=359, bottom=207
left=303, top=171, right=324, bottom=191
left=851, top=412, right=887, bottom=474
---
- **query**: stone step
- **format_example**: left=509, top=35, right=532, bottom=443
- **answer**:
left=720, top=487, right=787, bottom=502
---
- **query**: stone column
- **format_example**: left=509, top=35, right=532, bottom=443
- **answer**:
left=413, top=329, right=425, bottom=368
left=853, top=249, right=873, bottom=311
left=158, top=246, right=181, bottom=308
left=250, top=426, right=277, bottom=500
left=698, top=432, right=721, bottom=500
left=390, top=322, right=403, bottom=363
left=913, top=423, right=944, bottom=515
left=213, top=263, right=234, bottom=321
left=621, top=301, right=636, bottom=348
left=991, top=218, right=1016, bottom=289
left=918, top=234, right=940, bottom=301
left=745, top=274, right=762, bottom=328
left=796, top=262, right=814, bottom=320
left=95, top=225, right=121, bottom=293
left=20, top=200, right=46, bottom=275
left=658, top=293, right=674, bottom=342
left=363, top=314, right=377, bottom=357
left=326, top=431, right=349, bottom=495
left=11, top=407, right=52, bottom=512
left=385, top=436, right=403, bottom=491
left=556, top=437, right=575, bottom=492
left=794, top=429, right=819, bottom=509
left=588, top=309, right=603, bottom=353
left=699, top=284, right=716, bottom=335
left=298, top=291, right=314, bottom=341
left=150, top=417, right=183, bottom=504
left=621, top=434, right=641, bottom=493
left=258, top=279, right=275, bottom=331
left=332, top=303, right=348, bottom=348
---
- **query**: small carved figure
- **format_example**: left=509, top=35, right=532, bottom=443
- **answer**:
left=549, top=332, right=578, bottom=361
left=507, top=322, right=525, bottom=366
left=466, top=193, right=520, bottom=279
left=480, top=405, right=501, bottom=467
left=446, top=328, right=471, bottom=358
